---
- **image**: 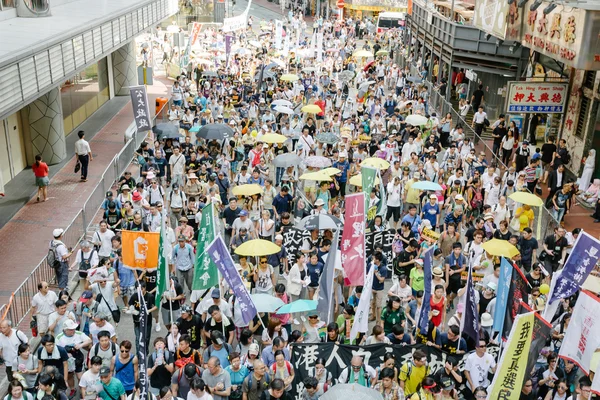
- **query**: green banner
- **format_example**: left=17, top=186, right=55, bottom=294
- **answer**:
left=361, top=166, right=377, bottom=221
left=193, top=204, right=219, bottom=290
left=155, top=229, right=168, bottom=309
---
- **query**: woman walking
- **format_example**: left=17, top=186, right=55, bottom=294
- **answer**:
left=32, top=154, right=49, bottom=202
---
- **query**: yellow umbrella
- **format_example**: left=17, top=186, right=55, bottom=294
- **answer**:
left=232, top=184, right=263, bottom=197
left=349, top=173, right=381, bottom=186
left=299, top=171, right=333, bottom=181
left=260, top=133, right=287, bottom=144
left=280, top=73, right=300, bottom=82
left=301, top=104, right=322, bottom=114
left=481, top=238, right=520, bottom=258
left=362, top=157, right=390, bottom=170
left=353, top=50, right=374, bottom=58
left=509, top=191, right=544, bottom=207
left=234, top=239, right=282, bottom=256
left=376, top=50, right=389, bottom=56
left=322, top=167, right=342, bottom=176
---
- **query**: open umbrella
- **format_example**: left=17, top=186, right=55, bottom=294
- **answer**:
left=362, top=157, right=390, bottom=170
left=274, top=105, right=295, bottom=115
left=482, top=238, right=520, bottom=258
left=280, top=73, right=300, bottom=82
left=261, top=133, right=287, bottom=144
left=272, top=99, right=293, bottom=107
left=152, top=123, right=182, bottom=139
left=321, top=384, right=383, bottom=400
left=276, top=299, right=318, bottom=314
left=302, top=67, right=317, bottom=73
left=376, top=49, right=390, bottom=56
left=363, top=60, right=376, bottom=72
left=248, top=40, right=262, bottom=48
left=412, top=181, right=443, bottom=191
left=358, top=80, right=377, bottom=92
left=232, top=184, right=263, bottom=197
left=349, top=174, right=380, bottom=186
left=250, top=293, right=285, bottom=313
left=234, top=239, right=281, bottom=256
left=273, top=153, right=302, bottom=168
left=203, top=71, right=219, bottom=77
left=304, top=156, right=332, bottom=168
left=235, top=48, right=252, bottom=56
left=405, top=114, right=429, bottom=126
left=509, top=191, right=544, bottom=207
left=353, top=50, right=374, bottom=58
left=301, top=104, right=322, bottom=114
left=322, top=167, right=342, bottom=176
left=338, top=70, right=356, bottom=83
left=406, top=75, right=423, bottom=83
left=195, top=123, right=235, bottom=140
left=316, top=132, right=340, bottom=145
left=300, top=214, right=343, bottom=230
left=299, top=171, right=333, bottom=181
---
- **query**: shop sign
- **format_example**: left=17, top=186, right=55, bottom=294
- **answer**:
left=505, top=0, right=600, bottom=70
left=465, top=69, right=477, bottom=81
left=506, top=81, right=568, bottom=113
left=473, top=0, right=510, bottom=40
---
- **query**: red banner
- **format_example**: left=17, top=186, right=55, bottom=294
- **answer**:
left=190, top=23, right=202, bottom=46
left=341, top=193, right=366, bottom=286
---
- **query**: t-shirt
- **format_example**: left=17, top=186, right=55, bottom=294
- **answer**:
left=369, top=263, right=388, bottom=291
left=100, top=378, right=126, bottom=400
left=464, top=352, right=496, bottom=389
left=242, top=373, right=270, bottom=400
left=399, top=362, right=428, bottom=395
left=37, top=346, right=69, bottom=370
left=422, top=202, right=439, bottom=227
left=201, top=369, right=231, bottom=400
left=80, top=370, right=102, bottom=399
left=544, top=235, right=568, bottom=262
left=518, top=237, right=538, bottom=262
left=176, top=315, right=203, bottom=349
left=148, top=350, right=175, bottom=389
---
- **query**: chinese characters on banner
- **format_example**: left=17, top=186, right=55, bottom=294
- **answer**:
left=461, top=266, right=480, bottom=345
left=558, top=290, right=600, bottom=374
left=417, top=248, right=433, bottom=334
left=487, top=312, right=534, bottom=400
left=506, top=82, right=568, bottom=113
left=207, top=236, right=257, bottom=325
left=190, top=22, right=202, bottom=46
left=137, top=286, right=150, bottom=400
left=503, top=263, right=530, bottom=339
left=341, top=193, right=366, bottom=286
left=129, top=85, right=152, bottom=132
left=348, top=263, right=374, bottom=344
left=193, top=204, right=219, bottom=290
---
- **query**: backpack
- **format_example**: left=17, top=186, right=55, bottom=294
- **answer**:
left=247, top=370, right=271, bottom=390
left=562, top=149, right=571, bottom=164
left=47, top=240, right=62, bottom=270
left=79, top=249, right=96, bottom=272
left=270, top=360, right=292, bottom=376
left=205, top=343, right=231, bottom=359
left=89, top=342, right=117, bottom=364
left=470, top=187, right=483, bottom=210
left=174, top=348, right=199, bottom=369
left=177, top=363, right=202, bottom=383
left=173, top=245, right=194, bottom=261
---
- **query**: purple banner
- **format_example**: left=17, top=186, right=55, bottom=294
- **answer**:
left=550, top=231, right=600, bottom=303
left=418, top=249, right=433, bottom=334
left=462, top=267, right=480, bottom=344
left=207, top=236, right=257, bottom=325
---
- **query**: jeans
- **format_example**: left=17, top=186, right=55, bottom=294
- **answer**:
left=56, top=261, right=69, bottom=289
left=176, top=268, right=194, bottom=293
left=552, top=207, right=566, bottom=223
left=78, top=154, right=89, bottom=179
left=276, top=167, right=285, bottom=186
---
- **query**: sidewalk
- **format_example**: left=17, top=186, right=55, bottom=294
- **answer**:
left=0, top=75, right=172, bottom=305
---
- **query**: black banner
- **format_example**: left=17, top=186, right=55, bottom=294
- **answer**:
left=130, top=85, right=152, bottom=132
left=365, top=230, right=395, bottom=261
left=503, top=266, right=530, bottom=339
left=138, top=288, right=149, bottom=400
left=289, top=343, right=499, bottom=399
left=282, top=227, right=310, bottom=265
left=518, top=302, right=552, bottom=380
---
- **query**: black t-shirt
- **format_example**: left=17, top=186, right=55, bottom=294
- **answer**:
left=274, top=146, right=289, bottom=156
left=128, top=291, right=156, bottom=324
left=544, top=235, right=568, bottom=262
left=472, top=89, right=484, bottom=105
left=203, top=317, right=235, bottom=345
left=260, top=390, right=292, bottom=400
left=177, top=315, right=203, bottom=349
left=144, top=270, right=157, bottom=292
left=394, top=250, right=417, bottom=277
left=162, top=282, right=184, bottom=311
left=479, top=294, right=494, bottom=314
left=303, top=124, right=316, bottom=137
left=148, top=350, right=175, bottom=389
left=223, top=206, right=242, bottom=229
left=526, top=273, right=543, bottom=289
left=38, top=346, right=69, bottom=370
left=541, top=143, right=557, bottom=163
left=493, top=126, right=507, bottom=145
left=518, top=237, right=538, bottom=262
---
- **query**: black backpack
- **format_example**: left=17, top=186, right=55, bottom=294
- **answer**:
left=47, top=241, right=62, bottom=270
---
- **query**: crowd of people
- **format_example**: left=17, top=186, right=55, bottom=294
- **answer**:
left=1, top=9, right=598, bottom=400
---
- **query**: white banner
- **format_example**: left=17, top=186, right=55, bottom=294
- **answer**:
left=349, top=265, right=374, bottom=344
left=316, top=32, right=323, bottom=62
left=275, top=20, right=283, bottom=50
left=558, top=290, right=600, bottom=374
left=593, top=357, right=600, bottom=396
left=222, top=0, right=252, bottom=33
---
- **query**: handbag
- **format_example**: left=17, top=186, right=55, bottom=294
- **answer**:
left=509, top=216, right=520, bottom=231
left=98, top=292, right=121, bottom=323
left=538, top=250, right=548, bottom=262
left=74, top=160, right=81, bottom=174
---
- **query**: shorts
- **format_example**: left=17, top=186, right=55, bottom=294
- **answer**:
left=36, top=176, right=49, bottom=187
left=36, top=314, right=50, bottom=335
left=120, top=285, right=136, bottom=298
left=543, top=161, right=554, bottom=173
left=173, top=100, right=183, bottom=106
left=371, top=289, right=385, bottom=308
left=386, top=206, right=401, bottom=222
left=447, top=278, right=462, bottom=295
left=316, top=115, right=324, bottom=120
left=161, top=307, right=181, bottom=326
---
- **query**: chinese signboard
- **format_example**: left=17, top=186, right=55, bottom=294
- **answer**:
left=506, top=81, right=568, bottom=113
left=505, top=0, right=600, bottom=70
left=473, top=0, right=510, bottom=40
left=129, top=85, right=152, bottom=132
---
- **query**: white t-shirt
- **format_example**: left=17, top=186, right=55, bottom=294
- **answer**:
left=0, top=329, right=28, bottom=367
left=169, top=154, right=186, bottom=176
left=56, top=330, right=89, bottom=348
left=89, top=322, right=117, bottom=345
left=93, top=230, right=116, bottom=258
left=48, top=311, right=77, bottom=337
left=464, top=352, right=496, bottom=389
left=75, top=249, right=100, bottom=269
left=79, top=369, right=102, bottom=398
left=187, top=391, right=213, bottom=400
left=32, top=291, right=58, bottom=315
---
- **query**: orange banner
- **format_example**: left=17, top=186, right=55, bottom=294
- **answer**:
left=122, top=230, right=160, bottom=270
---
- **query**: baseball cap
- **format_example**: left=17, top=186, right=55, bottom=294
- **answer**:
left=106, top=191, right=113, bottom=197
left=100, top=367, right=111, bottom=377
left=181, top=305, right=192, bottom=314
left=248, top=343, right=260, bottom=355
left=53, top=228, right=64, bottom=238
left=211, top=288, right=221, bottom=298
left=63, top=319, right=78, bottom=330
left=532, top=153, right=541, bottom=161
left=79, top=290, right=93, bottom=302
left=239, top=210, right=249, bottom=217
left=440, top=377, right=454, bottom=391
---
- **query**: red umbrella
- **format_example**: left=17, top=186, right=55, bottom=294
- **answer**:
left=363, top=60, right=375, bottom=72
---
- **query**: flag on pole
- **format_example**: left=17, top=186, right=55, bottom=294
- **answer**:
left=518, top=302, right=553, bottom=379
left=461, top=266, right=480, bottom=344
left=376, top=169, right=387, bottom=218
left=349, top=264, right=374, bottom=344
left=361, top=166, right=377, bottom=221
left=122, top=230, right=160, bottom=270
left=137, top=285, right=150, bottom=400
left=417, top=248, right=433, bottom=334
left=502, top=264, right=529, bottom=339
left=493, top=257, right=512, bottom=334
left=316, top=231, right=339, bottom=324
left=487, top=312, right=535, bottom=400
left=558, top=290, right=600, bottom=374
left=193, top=204, right=219, bottom=290
left=155, top=227, right=169, bottom=309
left=340, top=193, right=366, bottom=286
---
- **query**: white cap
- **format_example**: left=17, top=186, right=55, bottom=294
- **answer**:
left=481, top=313, right=493, bottom=327
left=53, top=228, right=64, bottom=238
left=63, top=319, right=78, bottom=330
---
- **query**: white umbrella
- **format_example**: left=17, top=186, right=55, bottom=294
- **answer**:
left=274, top=105, right=294, bottom=115
left=235, top=48, right=252, bottom=56
left=405, top=114, right=429, bottom=126
left=248, top=40, right=262, bottom=48
left=272, top=99, right=293, bottom=107
left=303, top=67, right=317, bottom=73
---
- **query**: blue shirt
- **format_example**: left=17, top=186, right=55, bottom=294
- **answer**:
left=332, top=161, right=350, bottom=182
left=401, top=214, right=422, bottom=234
left=272, top=193, right=293, bottom=214
left=422, top=202, right=440, bottom=227
left=306, top=261, right=324, bottom=287
left=261, top=346, right=290, bottom=368
left=115, top=261, right=136, bottom=288
left=444, top=212, right=463, bottom=226
left=368, top=262, right=388, bottom=291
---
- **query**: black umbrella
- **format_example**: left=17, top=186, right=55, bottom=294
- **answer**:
left=299, top=214, right=343, bottom=230
left=152, top=123, right=182, bottom=139
left=195, top=123, right=235, bottom=141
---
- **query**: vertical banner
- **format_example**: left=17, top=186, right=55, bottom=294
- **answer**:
left=558, top=290, right=600, bottom=374
left=518, top=302, right=553, bottom=378
left=376, top=169, right=387, bottom=218
left=155, top=227, right=169, bottom=309
left=137, top=286, right=149, bottom=400
left=129, top=86, right=152, bottom=132
left=316, top=31, right=324, bottom=62
left=349, top=264, right=374, bottom=344
left=340, top=193, right=366, bottom=286
left=361, top=166, right=377, bottom=221
left=503, top=264, right=529, bottom=339
left=193, top=204, right=219, bottom=290
left=190, top=22, right=202, bottom=46
left=417, top=249, right=433, bottom=334
left=461, top=266, right=480, bottom=344
left=275, top=20, right=283, bottom=50
left=487, top=312, right=535, bottom=400
left=207, top=236, right=257, bottom=325
left=316, top=231, right=339, bottom=324
left=225, top=35, right=232, bottom=67
left=283, top=31, right=290, bottom=58
left=549, top=231, right=600, bottom=304
left=493, top=257, right=512, bottom=334
left=122, top=231, right=160, bottom=270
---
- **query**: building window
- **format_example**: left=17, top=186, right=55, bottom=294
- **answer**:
left=583, top=71, right=596, bottom=90
left=575, top=96, right=590, bottom=138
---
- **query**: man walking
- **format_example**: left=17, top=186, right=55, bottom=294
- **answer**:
left=75, top=130, right=93, bottom=182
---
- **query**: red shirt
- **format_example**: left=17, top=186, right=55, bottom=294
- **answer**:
left=315, top=100, right=326, bottom=117
left=32, top=162, right=49, bottom=178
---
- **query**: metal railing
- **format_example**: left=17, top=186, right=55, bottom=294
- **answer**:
left=0, top=100, right=171, bottom=328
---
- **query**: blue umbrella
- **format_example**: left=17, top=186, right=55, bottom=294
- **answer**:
left=412, top=181, right=443, bottom=191
left=276, top=299, right=318, bottom=314
left=250, top=294, right=285, bottom=313
left=189, top=125, right=200, bottom=133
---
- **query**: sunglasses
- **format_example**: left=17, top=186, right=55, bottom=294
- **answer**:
left=121, top=349, right=129, bottom=353
left=308, top=316, right=318, bottom=319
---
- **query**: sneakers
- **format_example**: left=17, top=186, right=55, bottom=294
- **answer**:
left=155, top=324, right=161, bottom=332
